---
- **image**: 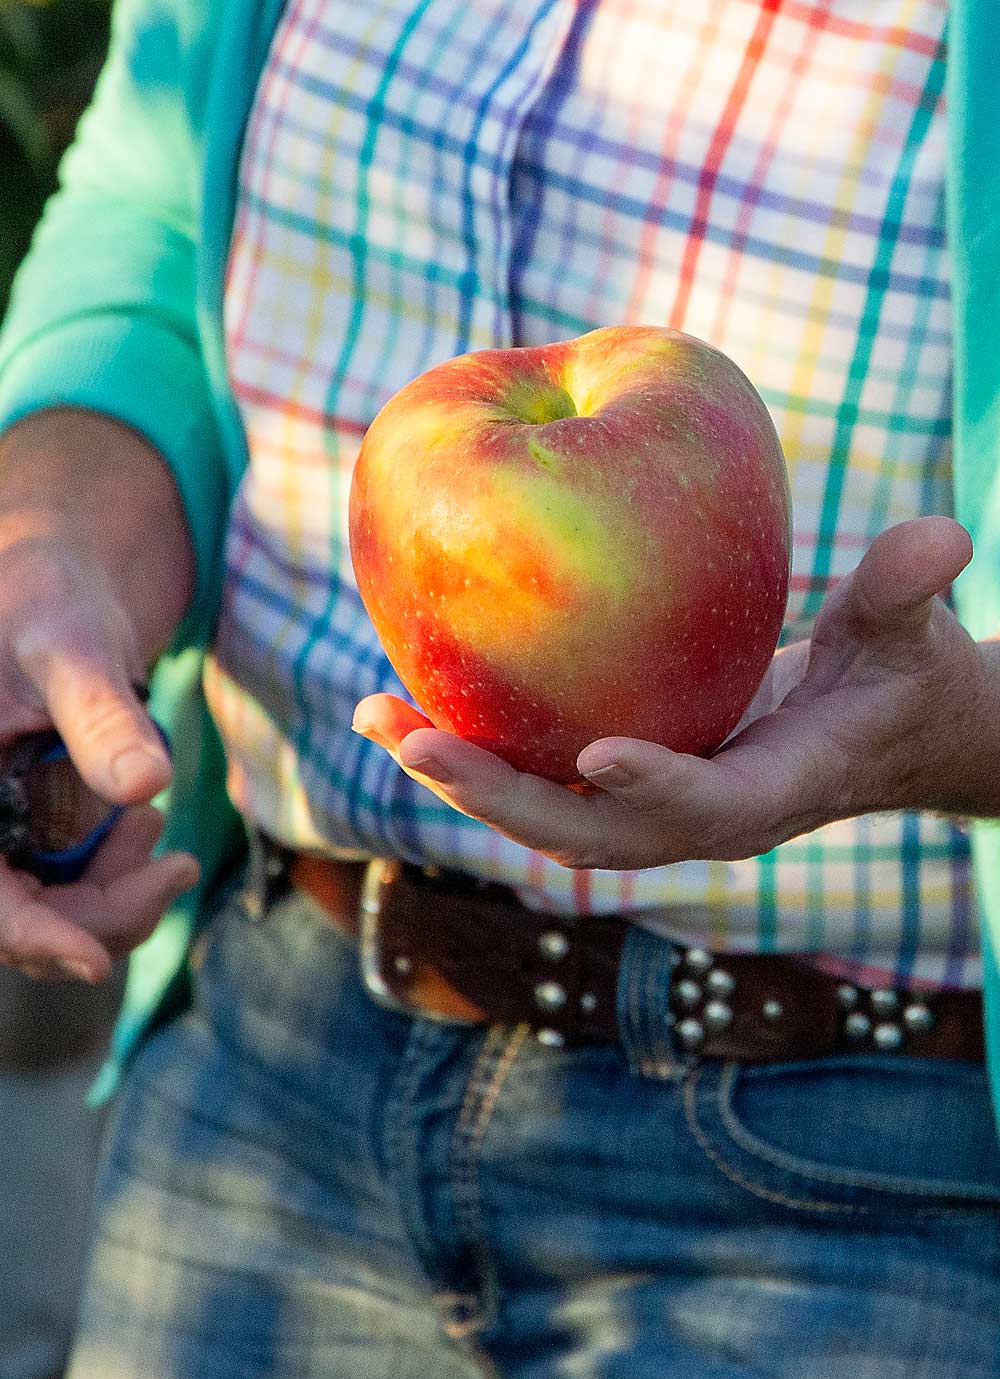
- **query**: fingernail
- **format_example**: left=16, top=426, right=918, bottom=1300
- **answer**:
left=406, top=755, right=452, bottom=786
left=111, top=745, right=168, bottom=792
left=351, top=722, right=394, bottom=752
left=56, top=958, right=99, bottom=984
left=16, top=962, right=46, bottom=980
left=581, top=762, right=631, bottom=789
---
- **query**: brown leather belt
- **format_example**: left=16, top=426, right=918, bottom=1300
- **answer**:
left=282, top=848, right=985, bottom=1062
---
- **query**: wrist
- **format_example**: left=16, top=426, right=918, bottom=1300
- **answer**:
left=0, top=408, right=195, bottom=663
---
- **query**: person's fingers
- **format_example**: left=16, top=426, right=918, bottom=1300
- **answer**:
left=0, top=865, right=112, bottom=981
left=53, top=804, right=198, bottom=937
left=845, top=516, right=972, bottom=636
left=359, top=691, right=833, bottom=866
left=576, top=737, right=725, bottom=812
left=352, top=693, right=435, bottom=749
left=354, top=694, right=499, bottom=813
left=73, top=804, right=199, bottom=953
left=55, top=850, right=200, bottom=957
left=356, top=698, right=756, bottom=866
left=83, top=804, right=164, bottom=884
left=11, top=630, right=170, bottom=805
left=353, top=693, right=453, bottom=806
left=394, top=725, right=622, bottom=860
left=0, top=803, right=198, bottom=978
left=353, top=522, right=977, bottom=874
left=575, top=736, right=791, bottom=862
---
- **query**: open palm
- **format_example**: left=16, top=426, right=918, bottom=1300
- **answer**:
left=353, top=517, right=988, bottom=871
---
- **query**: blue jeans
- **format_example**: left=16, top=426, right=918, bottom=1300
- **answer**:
left=0, top=965, right=122, bottom=1379
left=67, top=870, right=1000, bottom=1378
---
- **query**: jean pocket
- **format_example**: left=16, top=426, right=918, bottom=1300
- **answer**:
left=683, top=1054, right=1000, bottom=1217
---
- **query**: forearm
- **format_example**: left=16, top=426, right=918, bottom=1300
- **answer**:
left=0, top=407, right=195, bottom=665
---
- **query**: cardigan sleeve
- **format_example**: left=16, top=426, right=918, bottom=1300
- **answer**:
left=0, top=0, right=233, bottom=651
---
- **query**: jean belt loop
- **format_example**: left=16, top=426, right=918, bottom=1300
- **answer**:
left=240, top=829, right=291, bottom=922
left=615, top=923, right=684, bottom=1079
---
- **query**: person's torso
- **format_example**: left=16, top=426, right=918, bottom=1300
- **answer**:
left=213, top=0, right=975, bottom=988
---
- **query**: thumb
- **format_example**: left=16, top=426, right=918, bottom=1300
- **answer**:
left=19, top=653, right=170, bottom=806
left=847, top=517, right=972, bottom=635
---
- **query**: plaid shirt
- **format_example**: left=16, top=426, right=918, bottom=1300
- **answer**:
left=213, top=0, right=976, bottom=989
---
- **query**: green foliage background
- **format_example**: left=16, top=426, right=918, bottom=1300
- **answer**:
left=0, top=0, right=112, bottom=317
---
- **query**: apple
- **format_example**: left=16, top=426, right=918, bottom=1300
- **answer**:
left=349, top=325, right=791, bottom=784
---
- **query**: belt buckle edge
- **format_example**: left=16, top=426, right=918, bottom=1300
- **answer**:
left=358, top=859, right=412, bottom=1016
left=358, top=858, right=480, bottom=1025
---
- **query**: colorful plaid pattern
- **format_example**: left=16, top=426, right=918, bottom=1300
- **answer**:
left=215, top=0, right=976, bottom=988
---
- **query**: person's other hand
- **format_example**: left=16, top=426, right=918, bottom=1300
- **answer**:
left=0, top=538, right=198, bottom=982
left=353, top=516, right=988, bottom=871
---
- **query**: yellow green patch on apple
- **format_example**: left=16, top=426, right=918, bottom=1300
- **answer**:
left=348, top=325, right=792, bottom=785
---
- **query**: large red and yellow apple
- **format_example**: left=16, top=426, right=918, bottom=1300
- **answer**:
left=349, top=325, right=791, bottom=784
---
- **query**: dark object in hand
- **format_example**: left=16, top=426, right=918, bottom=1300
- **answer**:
left=0, top=687, right=168, bottom=884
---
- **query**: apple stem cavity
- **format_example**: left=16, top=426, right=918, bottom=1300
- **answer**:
left=502, top=380, right=578, bottom=426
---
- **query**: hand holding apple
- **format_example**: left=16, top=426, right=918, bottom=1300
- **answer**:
left=354, top=517, right=993, bottom=870
left=349, top=326, right=791, bottom=784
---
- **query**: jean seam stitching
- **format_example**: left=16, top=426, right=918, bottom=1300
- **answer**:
left=623, top=933, right=659, bottom=1078
left=449, top=1022, right=529, bottom=1334
left=382, top=1021, right=455, bottom=1280
left=619, top=931, right=683, bottom=1082
left=646, top=940, right=668, bottom=1072
left=681, top=1063, right=991, bottom=1218
left=681, top=1064, right=869, bottom=1215
left=739, top=1054, right=988, bottom=1091
left=715, top=1062, right=1000, bottom=1202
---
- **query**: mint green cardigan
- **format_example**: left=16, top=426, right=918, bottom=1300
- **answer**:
left=0, top=0, right=998, bottom=1108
